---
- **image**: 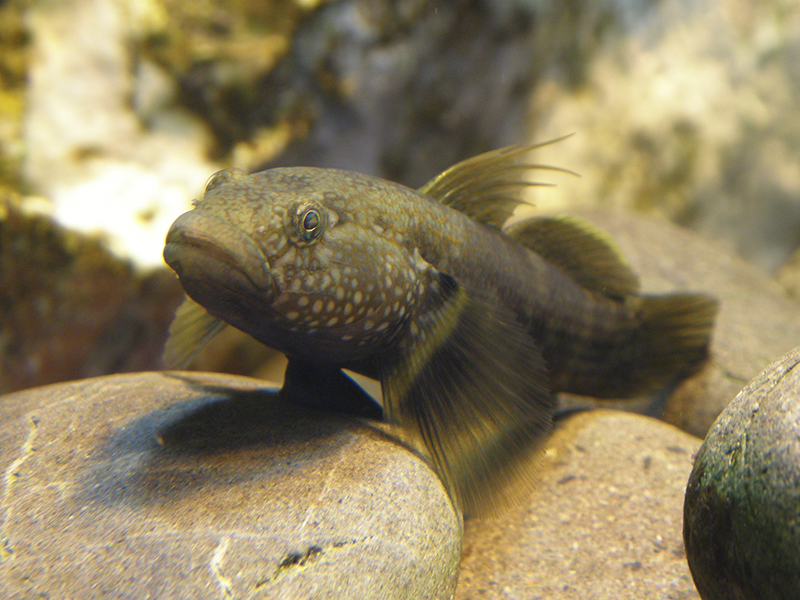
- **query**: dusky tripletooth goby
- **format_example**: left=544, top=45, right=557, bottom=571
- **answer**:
left=162, top=139, right=719, bottom=515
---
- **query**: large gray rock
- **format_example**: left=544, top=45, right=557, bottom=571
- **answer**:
left=531, top=0, right=800, bottom=273
left=778, top=247, right=800, bottom=300
left=684, top=347, right=800, bottom=600
left=456, top=409, right=700, bottom=599
left=566, top=208, right=800, bottom=437
left=0, top=372, right=461, bottom=599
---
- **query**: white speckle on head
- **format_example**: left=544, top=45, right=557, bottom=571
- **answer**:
left=353, top=290, right=363, bottom=305
left=362, top=320, right=374, bottom=330
left=343, top=303, right=353, bottom=316
left=350, top=278, right=359, bottom=289
left=384, top=275, right=393, bottom=289
left=345, top=315, right=356, bottom=325
left=327, top=300, right=335, bottom=313
left=327, top=317, right=339, bottom=326
left=312, top=300, right=323, bottom=314
left=330, top=268, right=341, bottom=283
left=393, top=286, right=404, bottom=297
left=376, top=322, right=389, bottom=332
left=286, top=311, right=299, bottom=321
left=298, top=296, right=309, bottom=307
left=341, top=334, right=353, bottom=341
left=335, top=286, right=345, bottom=301
left=321, top=274, right=333, bottom=289
left=290, top=278, right=302, bottom=293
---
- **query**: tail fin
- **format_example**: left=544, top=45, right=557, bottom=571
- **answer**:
left=635, top=293, right=719, bottom=388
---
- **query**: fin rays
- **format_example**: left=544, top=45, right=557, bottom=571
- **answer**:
left=419, top=135, right=577, bottom=229
left=504, top=214, right=640, bottom=299
left=380, top=275, right=555, bottom=516
left=163, top=296, right=227, bottom=369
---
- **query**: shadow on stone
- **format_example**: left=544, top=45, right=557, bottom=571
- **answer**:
left=76, top=376, right=372, bottom=511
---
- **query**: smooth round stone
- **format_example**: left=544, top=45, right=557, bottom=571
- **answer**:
left=0, top=372, right=461, bottom=599
left=684, top=347, right=800, bottom=600
left=457, top=409, right=701, bottom=599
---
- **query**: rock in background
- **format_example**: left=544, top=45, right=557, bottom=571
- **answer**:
left=18, top=0, right=572, bottom=267
left=0, top=196, right=184, bottom=394
left=0, top=2, right=26, bottom=194
left=22, top=0, right=219, bottom=268
left=457, top=410, right=701, bottom=599
left=530, top=0, right=800, bottom=273
left=777, top=247, right=800, bottom=299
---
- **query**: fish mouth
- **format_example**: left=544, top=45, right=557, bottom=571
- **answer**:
left=164, top=209, right=276, bottom=309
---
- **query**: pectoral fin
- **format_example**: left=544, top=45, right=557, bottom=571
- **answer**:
left=162, top=296, right=227, bottom=369
left=380, top=273, right=555, bottom=516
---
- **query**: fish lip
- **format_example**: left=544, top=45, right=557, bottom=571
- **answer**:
left=164, top=209, right=276, bottom=300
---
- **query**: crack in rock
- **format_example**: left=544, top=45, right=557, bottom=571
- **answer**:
left=1, top=415, right=40, bottom=562
left=265, top=535, right=373, bottom=585
left=209, top=536, right=233, bottom=598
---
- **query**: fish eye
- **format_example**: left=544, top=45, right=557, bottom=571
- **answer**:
left=302, top=209, right=320, bottom=233
left=292, top=203, right=326, bottom=244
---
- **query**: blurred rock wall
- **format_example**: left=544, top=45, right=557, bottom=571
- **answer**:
left=1, top=0, right=799, bottom=393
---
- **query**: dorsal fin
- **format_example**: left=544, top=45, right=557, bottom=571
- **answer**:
left=504, top=214, right=639, bottom=299
left=418, top=135, right=576, bottom=229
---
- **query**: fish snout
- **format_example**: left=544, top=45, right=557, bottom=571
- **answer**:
left=164, top=210, right=276, bottom=305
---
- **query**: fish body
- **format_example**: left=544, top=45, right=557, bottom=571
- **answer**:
left=163, top=143, right=718, bottom=513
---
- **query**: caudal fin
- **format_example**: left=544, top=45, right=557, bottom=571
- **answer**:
left=635, top=293, right=719, bottom=389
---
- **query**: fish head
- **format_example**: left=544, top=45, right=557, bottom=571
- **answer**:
left=164, top=167, right=430, bottom=363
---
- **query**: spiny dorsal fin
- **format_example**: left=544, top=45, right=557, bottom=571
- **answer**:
left=418, top=135, right=576, bottom=229
left=380, top=271, right=554, bottom=516
left=163, top=296, right=227, bottom=369
left=504, top=214, right=640, bottom=299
